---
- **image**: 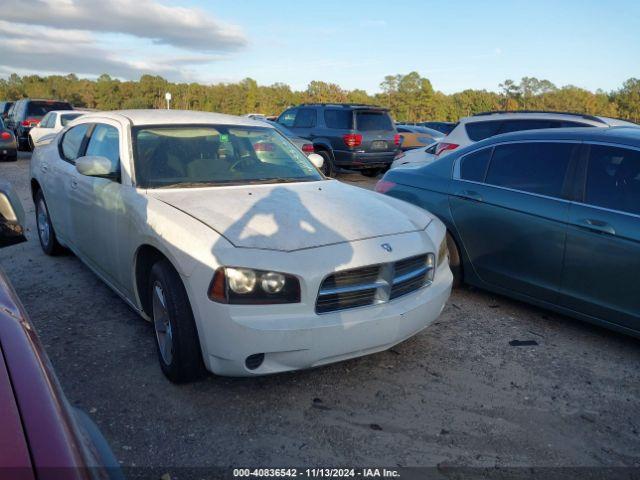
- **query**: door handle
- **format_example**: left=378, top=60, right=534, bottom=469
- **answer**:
left=579, top=219, right=616, bottom=236
left=70, top=178, right=79, bottom=189
left=455, top=190, right=483, bottom=202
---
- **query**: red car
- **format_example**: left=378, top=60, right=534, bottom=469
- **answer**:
left=0, top=180, right=123, bottom=480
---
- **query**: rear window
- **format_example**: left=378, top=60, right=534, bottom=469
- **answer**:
left=356, top=111, right=393, bottom=131
left=27, top=101, right=72, bottom=117
left=324, top=110, right=353, bottom=129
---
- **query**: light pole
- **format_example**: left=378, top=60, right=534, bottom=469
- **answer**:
left=165, top=92, right=172, bottom=110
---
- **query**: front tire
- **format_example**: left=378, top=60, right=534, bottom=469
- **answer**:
left=361, top=168, right=381, bottom=178
left=149, top=259, right=206, bottom=383
left=446, top=232, right=463, bottom=288
left=35, top=190, right=65, bottom=255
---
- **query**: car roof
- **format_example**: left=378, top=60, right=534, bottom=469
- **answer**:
left=459, top=111, right=613, bottom=125
left=76, top=109, right=272, bottom=127
left=476, top=126, right=640, bottom=148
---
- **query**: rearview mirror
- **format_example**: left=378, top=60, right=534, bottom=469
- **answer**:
left=308, top=153, right=324, bottom=170
left=76, top=156, right=119, bottom=179
left=0, top=180, right=26, bottom=248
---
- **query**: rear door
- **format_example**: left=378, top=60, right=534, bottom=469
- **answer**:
left=559, top=143, right=640, bottom=331
left=355, top=110, right=397, bottom=154
left=449, top=141, right=579, bottom=302
left=288, top=108, right=317, bottom=140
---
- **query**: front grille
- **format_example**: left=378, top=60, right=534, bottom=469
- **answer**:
left=316, top=254, right=433, bottom=314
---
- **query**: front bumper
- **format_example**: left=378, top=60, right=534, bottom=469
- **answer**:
left=188, top=230, right=452, bottom=376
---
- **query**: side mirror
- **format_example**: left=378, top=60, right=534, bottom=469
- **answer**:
left=308, top=153, right=324, bottom=170
left=0, top=180, right=26, bottom=248
left=76, top=156, right=119, bottom=179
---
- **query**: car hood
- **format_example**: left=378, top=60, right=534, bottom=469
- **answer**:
left=147, top=180, right=432, bottom=252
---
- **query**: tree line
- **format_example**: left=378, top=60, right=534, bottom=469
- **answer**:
left=1, top=72, right=639, bottom=123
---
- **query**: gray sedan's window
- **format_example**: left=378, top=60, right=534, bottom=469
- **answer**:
left=61, top=124, right=90, bottom=162
left=460, top=148, right=492, bottom=182
left=585, top=145, right=640, bottom=215
left=485, top=142, right=574, bottom=198
left=133, top=125, right=322, bottom=188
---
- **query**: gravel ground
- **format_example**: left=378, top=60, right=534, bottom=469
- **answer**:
left=1, top=154, right=639, bottom=473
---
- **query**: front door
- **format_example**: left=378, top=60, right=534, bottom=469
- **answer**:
left=560, top=143, right=640, bottom=331
left=68, top=123, right=124, bottom=288
left=449, top=141, right=579, bottom=303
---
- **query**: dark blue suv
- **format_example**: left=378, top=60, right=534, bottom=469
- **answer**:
left=277, top=104, right=399, bottom=177
left=378, top=126, right=640, bottom=338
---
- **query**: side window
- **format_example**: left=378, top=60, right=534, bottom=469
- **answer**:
left=278, top=109, right=297, bottom=128
left=460, top=148, right=492, bottom=182
left=485, top=142, right=575, bottom=198
left=550, top=120, right=593, bottom=129
left=324, top=109, right=353, bottom=129
left=85, top=124, right=120, bottom=174
left=60, top=124, right=90, bottom=162
left=499, top=119, right=553, bottom=134
left=465, top=120, right=502, bottom=141
left=585, top=145, right=640, bottom=215
left=293, top=108, right=316, bottom=128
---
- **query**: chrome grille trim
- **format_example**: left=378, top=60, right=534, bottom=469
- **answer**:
left=316, top=254, right=433, bottom=314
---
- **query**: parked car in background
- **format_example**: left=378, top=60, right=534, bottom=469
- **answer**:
left=431, top=110, right=639, bottom=158
left=5, top=99, right=73, bottom=151
left=377, top=127, right=640, bottom=337
left=30, top=109, right=451, bottom=381
left=418, top=121, right=457, bottom=135
left=0, top=118, right=17, bottom=162
left=390, top=143, right=437, bottom=170
left=263, top=119, right=315, bottom=156
left=0, top=180, right=123, bottom=479
left=396, top=125, right=443, bottom=150
left=277, top=103, right=400, bottom=177
left=0, top=101, right=13, bottom=121
left=29, top=110, right=85, bottom=148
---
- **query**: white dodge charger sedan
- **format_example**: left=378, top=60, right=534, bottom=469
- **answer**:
left=30, top=110, right=452, bottom=381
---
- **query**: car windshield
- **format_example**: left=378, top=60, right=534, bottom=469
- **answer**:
left=133, top=125, right=323, bottom=188
left=60, top=113, right=83, bottom=126
left=27, top=101, right=72, bottom=116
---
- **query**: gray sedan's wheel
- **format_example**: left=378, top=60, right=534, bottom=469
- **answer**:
left=149, top=259, right=206, bottom=383
left=35, top=190, right=64, bottom=256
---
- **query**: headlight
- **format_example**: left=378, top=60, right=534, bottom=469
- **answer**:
left=426, top=253, right=436, bottom=282
left=208, top=267, right=300, bottom=304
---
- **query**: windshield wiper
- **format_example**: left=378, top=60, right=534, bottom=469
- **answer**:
left=155, top=181, right=226, bottom=189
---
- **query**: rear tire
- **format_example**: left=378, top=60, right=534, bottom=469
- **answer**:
left=35, top=190, right=65, bottom=256
left=361, top=168, right=381, bottom=178
left=316, top=149, right=335, bottom=177
left=149, top=259, right=206, bottom=383
left=446, top=232, right=463, bottom=288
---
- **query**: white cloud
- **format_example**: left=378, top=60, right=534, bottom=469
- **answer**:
left=2, top=0, right=247, bottom=52
left=0, top=1, right=247, bottom=81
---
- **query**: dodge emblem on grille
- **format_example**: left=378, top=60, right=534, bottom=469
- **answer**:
left=381, top=243, right=393, bottom=252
